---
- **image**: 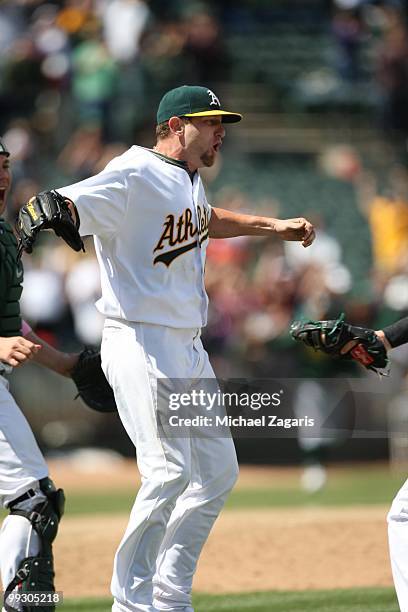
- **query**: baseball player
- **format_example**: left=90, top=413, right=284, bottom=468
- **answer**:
left=291, top=313, right=408, bottom=611
left=339, top=318, right=408, bottom=612
left=374, top=317, right=408, bottom=612
left=0, top=139, right=80, bottom=612
left=17, top=85, right=315, bottom=612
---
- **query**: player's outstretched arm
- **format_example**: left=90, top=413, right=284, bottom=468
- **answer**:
left=376, top=316, right=408, bottom=351
left=0, top=321, right=76, bottom=372
left=208, top=207, right=315, bottom=247
left=25, top=330, right=79, bottom=376
left=20, top=323, right=116, bottom=412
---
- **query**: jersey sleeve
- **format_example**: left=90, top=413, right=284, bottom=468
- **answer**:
left=57, top=165, right=129, bottom=237
left=383, top=316, right=408, bottom=348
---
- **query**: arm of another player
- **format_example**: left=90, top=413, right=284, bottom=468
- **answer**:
left=25, top=329, right=79, bottom=377
left=0, top=321, right=79, bottom=373
left=0, top=325, right=114, bottom=412
left=375, top=316, right=408, bottom=352
left=208, top=207, right=315, bottom=247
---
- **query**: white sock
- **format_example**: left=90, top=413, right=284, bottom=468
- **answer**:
left=0, top=489, right=46, bottom=590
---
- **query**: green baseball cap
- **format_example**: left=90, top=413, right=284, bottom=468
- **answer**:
left=0, top=139, right=9, bottom=157
left=157, top=85, right=242, bottom=124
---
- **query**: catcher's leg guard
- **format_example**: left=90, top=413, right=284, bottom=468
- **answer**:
left=3, top=478, right=65, bottom=612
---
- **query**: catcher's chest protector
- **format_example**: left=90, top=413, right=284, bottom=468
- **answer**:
left=0, top=219, right=23, bottom=336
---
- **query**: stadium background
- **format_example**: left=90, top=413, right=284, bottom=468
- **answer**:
left=1, top=1, right=408, bottom=609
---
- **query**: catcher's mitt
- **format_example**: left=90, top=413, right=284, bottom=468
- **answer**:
left=71, top=348, right=117, bottom=413
left=290, top=314, right=389, bottom=374
left=17, top=190, right=84, bottom=255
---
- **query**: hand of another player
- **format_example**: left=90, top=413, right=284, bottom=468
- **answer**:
left=274, top=217, right=315, bottom=247
left=341, top=330, right=392, bottom=355
left=0, top=336, right=42, bottom=367
left=375, top=330, right=392, bottom=352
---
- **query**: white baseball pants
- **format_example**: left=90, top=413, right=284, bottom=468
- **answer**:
left=388, top=477, right=408, bottom=611
left=0, top=373, right=48, bottom=591
left=101, top=320, right=239, bottom=612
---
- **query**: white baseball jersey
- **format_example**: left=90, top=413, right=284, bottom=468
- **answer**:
left=58, top=146, right=211, bottom=328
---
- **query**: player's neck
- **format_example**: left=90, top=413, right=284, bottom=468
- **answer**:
left=153, top=142, right=198, bottom=173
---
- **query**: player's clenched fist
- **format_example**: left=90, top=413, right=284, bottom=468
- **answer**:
left=0, top=336, right=41, bottom=367
left=274, top=217, right=315, bottom=247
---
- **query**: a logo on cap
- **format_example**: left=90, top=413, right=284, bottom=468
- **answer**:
left=207, top=89, right=220, bottom=106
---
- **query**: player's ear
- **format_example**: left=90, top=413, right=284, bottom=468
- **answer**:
left=168, top=116, right=185, bottom=136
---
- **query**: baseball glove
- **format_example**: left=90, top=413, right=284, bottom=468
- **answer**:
left=71, top=348, right=117, bottom=413
left=16, top=190, right=84, bottom=255
left=290, top=314, right=389, bottom=374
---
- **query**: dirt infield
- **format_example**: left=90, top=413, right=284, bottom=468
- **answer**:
left=55, top=506, right=393, bottom=598
left=10, top=460, right=390, bottom=598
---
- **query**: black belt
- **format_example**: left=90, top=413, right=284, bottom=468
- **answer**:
left=8, top=487, right=37, bottom=508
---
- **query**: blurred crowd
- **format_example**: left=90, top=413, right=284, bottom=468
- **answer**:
left=331, top=0, right=408, bottom=141
left=0, top=0, right=227, bottom=147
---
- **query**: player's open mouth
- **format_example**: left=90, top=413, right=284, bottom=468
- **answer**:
left=0, top=188, right=6, bottom=203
